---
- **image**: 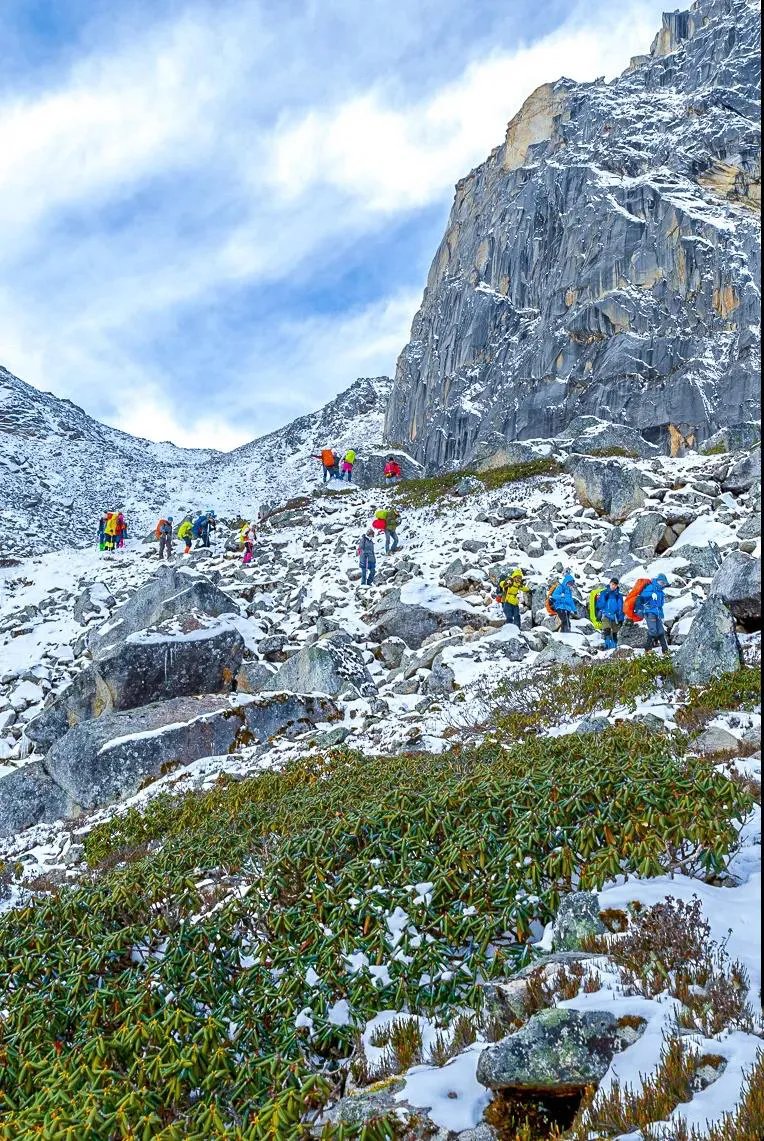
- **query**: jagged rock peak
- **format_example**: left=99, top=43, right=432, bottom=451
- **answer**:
left=384, top=0, right=761, bottom=470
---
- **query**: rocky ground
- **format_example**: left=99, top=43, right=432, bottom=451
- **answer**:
left=0, top=427, right=760, bottom=1138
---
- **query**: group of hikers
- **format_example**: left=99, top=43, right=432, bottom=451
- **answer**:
left=495, top=568, right=670, bottom=654
left=357, top=506, right=402, bottom=584
left=312, top=449, right=403, bottom=486
left=97, top=512, right=128, bottom=551
left=153, top=512, right=218, bottom=558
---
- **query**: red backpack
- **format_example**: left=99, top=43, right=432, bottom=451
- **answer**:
left=624, top=577, right=651, bottom=622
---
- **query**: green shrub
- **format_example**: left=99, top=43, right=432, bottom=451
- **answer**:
left=584, top=446, right=640, bottom=459
left=676, top=667, right=761, bottom=731
left=0, top=729, right=752, bottom=1137
left=394, top=458, right=561, bottom=508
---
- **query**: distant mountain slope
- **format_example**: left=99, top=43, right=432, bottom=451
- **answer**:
left=384, top=0, right=761, bottom=468
left=0, top=367, right=393, bottom=557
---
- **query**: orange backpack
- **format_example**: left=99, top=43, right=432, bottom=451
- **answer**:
left=155, top=518, right=169, bottom=540
left=545, top=580, right=559, bottom=615
left=624, top=577, right=651, bottom=622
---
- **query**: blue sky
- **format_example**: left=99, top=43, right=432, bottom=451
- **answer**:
left=0, top=0, right=669, bottom=449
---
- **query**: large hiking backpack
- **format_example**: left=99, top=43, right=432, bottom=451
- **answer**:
left=155, top=518, right=168, bottom=540
left=624, top=577, right=651, bottom=622
left=372, top=518, right=386, bottom=531
left=588, top=588, right=603, bottom=631
left=545, top=580, right=559, bottom=616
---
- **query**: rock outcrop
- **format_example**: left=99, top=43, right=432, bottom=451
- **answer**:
left=673, top=595, right=741, bottom=684
left=384, top=0, right=761, bottom=467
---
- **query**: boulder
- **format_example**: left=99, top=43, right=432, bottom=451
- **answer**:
left=709, top=551, right=761, bottom=626
left=617, top=621, right=651, bottom=650
left=379, top=638, right=407, bottom=669
left=368, top=586, right=484, bottom=650
left=694, top=726, right=741, bottom=755
left=721, top=446, right=761, bottom=494
left=234, top=660, right=278, bottom=694
left=264, top=631, right=377, bottom=699
left=673, top=597, right=741, bottom=686
left=0, top=761, right=69, bottom=837
left=73, top=582, right=116, bottom=626
left=551, top=892, right=606, bottom=951
left=25, top=621, right=245, bottom=753
left=560, top=416, right=658, bottom=459
left=564, top=456, right=646, bottom=522
left=738, top=514, right=761, bottom=540
left=352, top=450, right=423, bottom=489
left=574, top=716, right=610, bottom=737
left=424, top=659, right=456, bottom=696
left=476, top=1008, right=637, bottom=1091
left=2, top=693, right=339, bottom=834
left=87, top=566, right=237, bottom=656
left=454, top=475, right=486, bottom=496
left=474, top=438, right=545, bottom=470
left=669, top=543, right=723, bottom=579
left=625, top=512, right=669, bottom=558
left=700, top=423, right=761, bottom=456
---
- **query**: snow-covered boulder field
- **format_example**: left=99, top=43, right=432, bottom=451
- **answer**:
left=0, top=434, right=760, bottom=1138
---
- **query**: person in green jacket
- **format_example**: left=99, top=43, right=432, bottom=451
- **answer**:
left=177, top=517, right=193, bottom=555
left=341, top=449, right=357, bottom=482
left=385, top=506, right=401, bottom=553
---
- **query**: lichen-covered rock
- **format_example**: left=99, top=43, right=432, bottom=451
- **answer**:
left=700, top=422, right=761, bottom=455
left=263, top=631, right=377, bottom=699
left=476, top=1008, right=635, bottom=1091
left=722, top=446, right=761, bottom=494
left=551, top=892, right=606, bottom=951
left=87, top=566, right=237, bottom=656
left=367, top=588, right=484, bottom=650
left=709, top=550, right=761, bottom=624
left=0, top=761, right=69, bottom=838
left=670, top=543, right=724, bottom=579
left=73, top=582, right=115, bottom=626
left=384, top=0, right=761, bottom=467
left=564, top=456, right=646, bottom=522
left=561, top=417, right=659, bottom=459
left=673, top=596, right=742, bottom=685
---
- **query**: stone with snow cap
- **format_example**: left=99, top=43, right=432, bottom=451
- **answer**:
left=367, top=582, right=485, bottom=650
left=263, top=630, right=377, bottom=699
left=709, top=550, right=761, bottom=626
left=560, top=416, right=659, bottom=459
left=564, top=455, right=646, bottom=522
left=86, top=565, right=238, bottom=657
left=673, top=596, right=742, bottom=685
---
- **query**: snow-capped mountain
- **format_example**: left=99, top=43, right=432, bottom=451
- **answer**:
left=0, top=367, right=396, bottom=558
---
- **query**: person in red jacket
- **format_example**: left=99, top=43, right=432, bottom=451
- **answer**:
left=383, top=456, right=402, bottom=483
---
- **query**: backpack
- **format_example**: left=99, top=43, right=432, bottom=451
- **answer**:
left=372, top=518, right=386, bottom=531
left=192, top=517, right=204, bottom=538
left=588, top=588, right=603, bottom=631
left=155, top=518, right=168, bottom=540
left=375, top=509, right=388, bottom=521
left=545, top=580, right=559, bottom=616
left=624, top=577, right=651, bottom=622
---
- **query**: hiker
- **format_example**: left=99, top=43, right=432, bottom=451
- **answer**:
left=242, top=522, right=256, bottom=565
left=497, top=568, right=531, bottom=629
left=550, top=571, right=577, bottom=634
left=192, top=512, right=207, bottom=547
left=341, top=448, right=357, bottom=482
left=384, top=456, right=402, bottom=483
left=358, top=528, right=377, bottom=586
left=97, top=513, right=108, bottom=551
left=313, top=448, right=337, bottom=484
left=385, top=506, right=401, bottom=554
left=177, top=517, right=193, bottom=555
left=156, top=516, right=174, bottom=559
left=635, top=574, right=670, bottom=654
left=115, top=512, right=128, bottom=549
left=595, top=578, right=625, bottom=650
left=104, top=511, right=119, bottom=552
left=332, top=450, right=341, bottom=479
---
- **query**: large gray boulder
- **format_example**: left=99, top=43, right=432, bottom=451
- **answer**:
left=564, top=456, right=646, bottom=522
left=551, top=892, right=606, bottom=951
left=560, top=416, right=659, bottom=459
left=87, top=566, right=237, bottom=656
left=367, top=586, right=485, bottom=650
left=700, top=423, right=761, bottom=455
left=0, top=761, right=69, bottom=837
left=669, top=543, right=724, bottom=579
left=1, top=693, right=339, bottom=835
left=673, top=597, right=741, bottom=686
left=26, top=621, right=245, bottom=753
left=721, top=446, right=761, bottom=494
left=264, top=631, right=377, bottom=699
left=476, top=1008, right=637, bottom=1091
left=710, top=551, right=761, bottom=625
left=625, top=511, right=669, bottom=558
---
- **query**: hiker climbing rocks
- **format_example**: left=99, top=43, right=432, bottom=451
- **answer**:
left=634, top=574, right=670, bottom=654
left=595, top=578, right=625, bottom=650
left=313, top=448, right=338, bottom=484
left=341, top=449, right=357, bottom=482
left=177, top=517, right=193, bottom=555
left=156, top=517, right=174, bottom=559
left=104, top=512, right=119, bottom=553
left=97, top=513, right=108, bottom=551
left=115, top=512, right=128, bottom=549
left=497, top=568, right=531, bottom=629
left=241, top=522, right=256, bottom=565
left=550, top=571, right=577, bottom=634
left=358, top=528, right=377, bottom=586
left=384, top=456, right=402, bottom=483
left=385, top=506, right=401, bottom=554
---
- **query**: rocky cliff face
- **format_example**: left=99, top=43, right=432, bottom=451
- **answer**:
left=384, top=0, right=761, bottom=468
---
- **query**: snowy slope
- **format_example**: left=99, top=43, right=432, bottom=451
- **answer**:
left=0, top=367, right=393, bottom=558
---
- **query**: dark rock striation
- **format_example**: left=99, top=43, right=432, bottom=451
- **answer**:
left=384, top=0, right=761, bottom=468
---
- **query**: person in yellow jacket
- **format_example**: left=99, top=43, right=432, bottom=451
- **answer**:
left=496, top=568, right=531, bottom=628
left=177, top=518, right=194, bottom=555
left=103, top=511, right=119, bottom=552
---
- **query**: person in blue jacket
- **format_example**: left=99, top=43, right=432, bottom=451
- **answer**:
left=596, top=577, right=625, bottom=650
left=636, top=573, right=670, bottom=654
left=551, top=571, right=577, bottom=634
